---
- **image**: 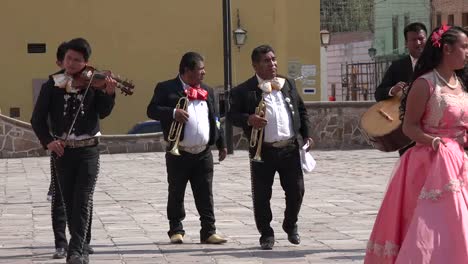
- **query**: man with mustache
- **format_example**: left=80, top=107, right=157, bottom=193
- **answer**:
left=229, top=45, right=313, bottom=250
left=374, top=22, right=427, bottom=155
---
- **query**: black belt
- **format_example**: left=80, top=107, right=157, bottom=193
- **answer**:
left=263, top=138, right=295, bottom=148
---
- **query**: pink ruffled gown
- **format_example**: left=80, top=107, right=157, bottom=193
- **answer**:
left=364, top=71, right=468, bottom=264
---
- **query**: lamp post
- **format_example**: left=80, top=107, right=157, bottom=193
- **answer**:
left=319, top=30, right=331, bottom=101
left=222, top=0, right=234, bottom=154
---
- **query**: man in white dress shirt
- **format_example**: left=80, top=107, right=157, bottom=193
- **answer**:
left=147, top=52, right=228, bottom=245
left=229, top=45, right=314, bottom=250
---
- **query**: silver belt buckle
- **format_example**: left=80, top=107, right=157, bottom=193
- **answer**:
left=180, top=145, right=206, bottom=154
left=271, top=138, right=293, bottom=148
left=64, top=138, right=98, bottom=148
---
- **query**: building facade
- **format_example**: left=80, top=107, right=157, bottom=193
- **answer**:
left=326, top=32, right=374, bottom=101
left=432, top=0, right=468, bottom=28
left=0, top=0, right=321, bottom=134
left=373, top=0, right=431, bottom=57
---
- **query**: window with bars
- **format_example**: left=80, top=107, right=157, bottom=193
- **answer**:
left=448, top=14, right=454, bottom=26
left=463, top=13, right=468, bottom=27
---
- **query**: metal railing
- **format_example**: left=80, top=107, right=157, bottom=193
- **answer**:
left=341, top=60, right=392, bottom=101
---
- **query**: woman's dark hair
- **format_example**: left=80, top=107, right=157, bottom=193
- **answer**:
left=64, top=38, right=92, bottom=61
left=400, top=26, right=467, bottom=119
left=179, top=52, right=204, bottom=75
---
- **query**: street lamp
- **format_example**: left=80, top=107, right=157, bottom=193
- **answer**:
left=320, top=30, right=330, bottom=48
left=233, top=9, right=247, bottom=49
left=319, top=29, right=330, bottom=101
left=368, top=47, right=377, bottom=60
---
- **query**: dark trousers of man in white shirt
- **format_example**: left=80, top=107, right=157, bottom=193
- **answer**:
left=249, top=140, right=304, bottom=240
left=165, top=147, right=216, bottom=242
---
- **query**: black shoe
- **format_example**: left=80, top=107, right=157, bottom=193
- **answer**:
left=67, top=254, right=84, bottom=264
left=259, top=236, right=275, bottom=250
left=287, top=233, right=301, bottom=245
left=52, top=248, right=67, bottom=259
left=84, top=244, right=94, bottom=254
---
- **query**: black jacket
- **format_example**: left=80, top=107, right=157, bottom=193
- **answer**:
left=31, top=71, right=116, bottom=148
left=228, top=76, right=312, bottom=143
left=375, top=56, right=413, bottom=102
left=146, top=76, right=225, bottom=150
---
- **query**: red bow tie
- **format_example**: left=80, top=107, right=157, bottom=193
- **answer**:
left=186, top=87, right=208, bottom=101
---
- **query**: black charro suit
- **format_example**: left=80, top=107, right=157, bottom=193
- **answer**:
left=147, top=76, right=225, bottom=241
left=374, top=55, right=413, bottom=102
left=229, top=76, right=312, bottom=143
left=375, top=55, right=415, bottom=155
left=229, top=75, right=312, bottom=240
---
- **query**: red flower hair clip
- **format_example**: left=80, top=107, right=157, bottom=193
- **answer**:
left=431, top=24, right=451, bottom=48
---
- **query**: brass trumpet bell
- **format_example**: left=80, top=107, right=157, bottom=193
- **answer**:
left=167, top=97, right=189, bottom=156
left=250, top=96, right=266, bottom=162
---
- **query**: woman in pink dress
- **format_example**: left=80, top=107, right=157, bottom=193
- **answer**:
left=365, top=25, right=468, bottom=263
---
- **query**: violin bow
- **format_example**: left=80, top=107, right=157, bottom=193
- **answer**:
left=64, top=71, right=96, bottom=141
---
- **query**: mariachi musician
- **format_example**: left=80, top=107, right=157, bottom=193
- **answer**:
left=146, top=51, right=227, bottom=245
left=374, top=22, right=427, bottom=155
left=31, top=38, right=118, bottom=264
left=229, top=45, right=313, bottom=250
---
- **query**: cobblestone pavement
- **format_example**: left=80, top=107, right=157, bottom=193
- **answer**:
left=0, top=149, right=398, bottom=264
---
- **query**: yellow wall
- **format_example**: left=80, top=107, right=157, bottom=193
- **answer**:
left=0, top=0, right=320, bottom=134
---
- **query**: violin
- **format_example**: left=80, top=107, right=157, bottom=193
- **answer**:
left=71, top=66, right=135, bottom=95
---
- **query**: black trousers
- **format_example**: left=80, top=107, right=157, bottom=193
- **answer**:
left=50, top=155, right=93, bottom=249
left=165, top=148, right=216, bottom=241
left=250, top=141, right=305, bottom=238
left=53, top=145, right=99, bottom=257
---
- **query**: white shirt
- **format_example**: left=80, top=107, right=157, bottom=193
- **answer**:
left=177, top=76, right=210, bottom=147
left=410, top=55, right=418, bottom=70
left=256, top=75, right=294, bottom=143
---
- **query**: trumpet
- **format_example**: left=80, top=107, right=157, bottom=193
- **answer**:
left=250, top=96, right=266, bottom=162
left=168, top=97, right=189, bottom=156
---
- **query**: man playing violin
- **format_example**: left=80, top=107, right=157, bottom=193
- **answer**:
left=45, top=41, right=95, bottom=260
left=31, top=38, right=117, bottom=264
left=147, top=51, right=228, bottom=245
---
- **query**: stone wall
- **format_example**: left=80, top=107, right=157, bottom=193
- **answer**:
left=306, top=101, right=373, bottom=149
left=231, top=101, right=374, bottom=150
left=0, top=115, right=46, bottom=158
left=0, top=101, right=375, bottom=158
left=0, top=114, right=166, bottom=158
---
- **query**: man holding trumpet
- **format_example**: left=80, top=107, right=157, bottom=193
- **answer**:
left=147, top=51, right=227, bottom=245
left=229, top=45, right=313, bottom=250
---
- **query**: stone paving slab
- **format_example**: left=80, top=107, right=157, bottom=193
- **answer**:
left=0, top=150, right=398, bottom=263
